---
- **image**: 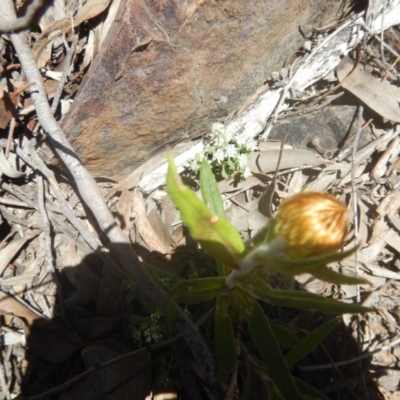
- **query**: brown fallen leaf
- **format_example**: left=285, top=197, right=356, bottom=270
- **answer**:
left=336, top=57, right=400, bottom=123
left=74, top=0, right=112, bottom=27
left=132, top=191, right=169, bottom=254
left=0, top=229, right=41, bottom=277
left=0, top=290, right=43, bottom=325
left=115, top=189, right=133, bottom=235
left=0, top=81, right=34, bottom=129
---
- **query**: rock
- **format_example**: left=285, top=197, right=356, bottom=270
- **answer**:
left=268, top=105, right=373, bottom=155
left=62, top=0, right=346, bottom=177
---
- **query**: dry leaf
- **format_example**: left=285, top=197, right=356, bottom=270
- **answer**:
left=0, top=230, right=41, bottom=276
left=371, top=137, right=400, bottom=181
left=337, top=58, right=400, bottom=122
left=132, top=191, right=169, bottom=254
left=381, top=229, right=400, bottom=253
left=74, top=0, right=112, bottom=27
left=115, top=189, right=134, bottom=236
left=0, top=290, right=42, bottom=325
left=248, top=149, right=334, bottom=173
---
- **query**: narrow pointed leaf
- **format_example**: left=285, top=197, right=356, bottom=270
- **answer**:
left=269, top=321, right=299, bottom=349
left=233, top=287, right=302, bottom=400
left=262, top=247, right=358, bottom=276
left=312, top=266, right=369, bottom=285
left=237, top=274, right=370, bottom=314
left=165, top=277, right=226, bottom=333
left=215, top=294, right=237, bottom=373
left=285, top=318, right=339, bottom=366
left=200, top=159, right=225, bottom=217
left=294, top=378, right=330, bottom=400
left=167, top=152, right=245, bottom=269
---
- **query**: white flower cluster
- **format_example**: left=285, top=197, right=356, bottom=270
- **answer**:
left=188, top=122, right=257, bottom=179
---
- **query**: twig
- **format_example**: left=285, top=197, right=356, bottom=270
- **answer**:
left=351, top=105, right=363, bottom=303
left=36, top=175, right=53, bottom=273
left=0, top=0, right=48, bottom=33
left=5, top=118, right=16, bottom=158
left=50, top=37, right=75, bottom=114
left=0, top=354, right=11, bottom=400
left=299, top=335, right=400, bottom=371
left=17, top=139, right=104, bottom=255
left=350, top=104, right=369, bottom=400
left=1, top=1, right=222, bottom=395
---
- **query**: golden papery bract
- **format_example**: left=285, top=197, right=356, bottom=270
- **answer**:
left=275, top=192, right=348, bottom=257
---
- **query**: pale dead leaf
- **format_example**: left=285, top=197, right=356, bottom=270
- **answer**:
left=81, top=29, right=96, bottom=73
left=0, top=290, right=42, bottom=325
left=74, top=0, right=112, bottom=27
left=115, top=189, right=134, bottom=236
left=376, top=191, right=400, bottom=217
left=248, top=149, right=335, bottom=174
left=218, top=175, right=263, bottom=194
left=306, top=170, right=338, bottom=192
left=371, top=137, right=400, bottom=181
left=99, top=0, right=121, bottom=48
left=132, top=191, right=169, bottom=254
left=32, top=18, right=71, bottom=67
left=381, top=229, right=400, bottom=254
left=370, top=218, right=390, bottom=244
left=287, top=170, right=303, bottom=194
left=147, top=207, right=174, bottom=249
left=337, top=58, right=400, bottom=123
left=0, top=230, right=41, bottom=277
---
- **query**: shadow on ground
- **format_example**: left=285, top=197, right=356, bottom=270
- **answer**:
left=14, top=242, right=388, bottom=400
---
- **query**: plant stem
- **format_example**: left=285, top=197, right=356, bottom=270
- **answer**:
left=225, top=236, right=288, bottom=288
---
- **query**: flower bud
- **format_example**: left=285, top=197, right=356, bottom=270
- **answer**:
left=274, top=192, right=348, bottom=258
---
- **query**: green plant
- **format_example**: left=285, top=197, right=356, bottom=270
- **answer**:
left=165, top=152, right=370, bottom=399
left=187, top=122, right=256, bottom=179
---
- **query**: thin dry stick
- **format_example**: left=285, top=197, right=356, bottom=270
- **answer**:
left=300, top=335, right=400, bottom=371
left=0, top=0, right=48, bottom=33
left=36, top=175, right=53, bottom=273
left=18, top=139, right=104, bottom=254
left=0, top=1, right=222, bottom=395
left=351, top=105, right=363, bottom=303
left=50, top=37, right=75, bottom=114
left=351, top=104, right=369, bottom=399
left=0, top=355, right=11, bottom=400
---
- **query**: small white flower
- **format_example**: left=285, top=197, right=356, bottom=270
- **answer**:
left=236, top=135, right=247, bottom=147
left=238, top=153, right=248, bottom=169
left=243, top=166, right=252, bottom=179
left=213, top=149, right=225, bottom=163
left=188, top=158, right=201, bottom=172
left=244, top=139, right=258, bottom=152
left=225, top=144, right=237, bottom=158
left=211, top=122, right=226, bottom=138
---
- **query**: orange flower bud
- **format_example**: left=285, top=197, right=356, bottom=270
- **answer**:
left=275, top=192, right=348, bottom=258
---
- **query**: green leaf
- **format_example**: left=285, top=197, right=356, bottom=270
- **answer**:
left=263, top=247, right=358, bottom=276
left=200, top=159, right=225, bottom=217
left=237, top=273, right=371, bottom=314
left=285, top=318, right=339, bottom=366
left=216, top=260, right=230, bottom=277
left=166, top=152, right=245, bottom=269
left=215, top=294, right=237, bottom=373
left=312, top=266, right=369, bottom=285
left=269, top=321, right=299, bottom=349
left=233, top=287, right=302, bottom=400
left=165, top=277, right=226, bottom=334
left=143, top=263, right=184, bottom=289
left=294, top=378, right=330, bottom=400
